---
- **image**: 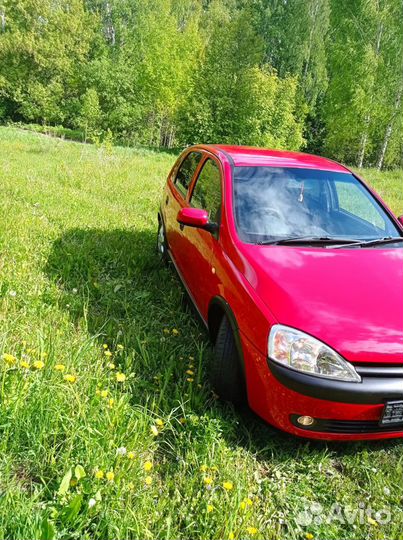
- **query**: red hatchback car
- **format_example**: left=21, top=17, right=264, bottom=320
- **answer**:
left=157, top=145, right=403, bottom=441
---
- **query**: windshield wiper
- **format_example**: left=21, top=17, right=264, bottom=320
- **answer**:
left=333, top=237, right=403, bottom=249
left=257, top=236, right=363, bottom=246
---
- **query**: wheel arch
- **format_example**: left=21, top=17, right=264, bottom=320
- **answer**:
left=207, top=296, right=246, bottom=375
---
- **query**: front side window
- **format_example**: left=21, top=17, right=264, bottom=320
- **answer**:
left=191, top=159, right=222, bottom=224
left=174, top=151, right=202, bottom=197
left=233, top=167, right=400, bottom=244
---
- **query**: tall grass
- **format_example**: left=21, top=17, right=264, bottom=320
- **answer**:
left=0, top=127, right=402, bottom=539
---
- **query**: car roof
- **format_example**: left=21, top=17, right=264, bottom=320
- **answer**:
left=197, top=144, right=350, bottom=173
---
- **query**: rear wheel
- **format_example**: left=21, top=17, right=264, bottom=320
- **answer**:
left=157, top=218, right=169, bottom=265
left=210, top=316, right=246, bottom=404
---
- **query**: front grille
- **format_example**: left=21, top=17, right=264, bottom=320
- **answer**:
left=290, top=415, right=403, bottom=434
left=354, top=363, right=403, bottom=378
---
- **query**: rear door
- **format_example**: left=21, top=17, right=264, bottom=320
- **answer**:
left=180, top=156, right=223, bottom=317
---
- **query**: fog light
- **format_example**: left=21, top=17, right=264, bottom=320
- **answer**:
left=297, top=415, right=315, bottom=426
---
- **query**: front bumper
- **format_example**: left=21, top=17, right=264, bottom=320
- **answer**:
left=242, top=335, right=403, bottom=440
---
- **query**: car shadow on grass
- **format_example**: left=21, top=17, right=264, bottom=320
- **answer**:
left=45, top=226, right=402, bottom=467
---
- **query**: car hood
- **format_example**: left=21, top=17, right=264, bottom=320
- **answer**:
left=238, top=245, right=403, bottom=364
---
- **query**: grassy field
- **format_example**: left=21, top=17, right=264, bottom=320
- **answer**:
left=0, top=126, right=402, bottom=540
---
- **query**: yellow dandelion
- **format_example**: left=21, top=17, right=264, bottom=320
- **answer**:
left=127, top=451, right=135, bottom=460
left=108, top=398, right=115, bottom=408
left=245, top=498, right=253, bottom=507
left=186, top=370, right=194, bottom=376
left=144, top=461, right=153, bottom=472
left=104, top=350, right=113, bottom=357
left=54, top=364, right=66, bottom=371
left=246, top=527, right=258, bottom=536
left=33, top=360, right=45, bottom=370
left=207, top=504, right=214, bottom=513
left=229, top=533, right=235, bottom=540
left=3, top=353, right=16, bottom=365
left=63, top=374, right=76, bottom=383
left=100, top=389, right=108, bottom=398
left=107, top=362, right=115, bottom=370
left=145, top=475, right=152, bottom=485
left=150, top=425, right=159, bottom=436
left=203, top=476, right=213, bottom=485
left=95, top=470, right=104, bottom=479
left=186, top=377, right=194, bottom=382
left=163, top=328, right=170, bottom=335
left=240, top=501, right=246, bottom=510
left=223, top=481, right=233, bottom=491
left=103, top=344, right=108, bottom=349
left=171, top=328, right=179, bottom=336
left=20, top=360, right=30, bottom=369
left=305, top=534, right=314, bottom=540
left=200, top=464, right=208, bottom=472
left=106, top=471, right=115, bottom=482
left=116, top=372, right=126, bottom=382
left=189, top=356, right=194, bottom=360
left=155, top=418, right=164, bottom=427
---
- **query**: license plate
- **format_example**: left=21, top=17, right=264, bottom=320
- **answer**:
left=380, top=400, right=403, bottom=426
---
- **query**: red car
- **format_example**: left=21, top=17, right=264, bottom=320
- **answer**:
left=157, top=145, right=403, bottom=441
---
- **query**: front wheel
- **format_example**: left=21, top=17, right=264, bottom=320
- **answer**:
left=210, top=316, right=246, bottom=404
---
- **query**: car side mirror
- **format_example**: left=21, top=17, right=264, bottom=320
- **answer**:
left=398, top=215, right=403, bottom=227
left=177, top=207, right=218, bottom=234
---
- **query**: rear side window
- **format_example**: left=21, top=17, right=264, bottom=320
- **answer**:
left=191, top=159, right=222, bottom=223
left=174, top=152, right=202, bottom=197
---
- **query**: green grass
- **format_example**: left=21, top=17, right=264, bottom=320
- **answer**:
left=0, top=126, right=402, bottom=540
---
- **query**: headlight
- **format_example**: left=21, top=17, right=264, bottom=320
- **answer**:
left=268, top=325, right=361, bottom=382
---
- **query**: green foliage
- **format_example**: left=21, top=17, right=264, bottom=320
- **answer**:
left=0, top=0, right=402, bottom=166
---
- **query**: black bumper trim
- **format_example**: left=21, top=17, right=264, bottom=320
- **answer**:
left=268, top=359, right=403, bottom=405
left=290, top=415, right=403, bottom=434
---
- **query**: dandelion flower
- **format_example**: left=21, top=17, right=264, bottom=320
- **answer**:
left=116, top=372, right=126, bottom=382
left=3, top=353, right=16, bottom=365
left=107, top=362, right=115, bottom=370
left=54, top=364, right=65, bottom=371
left=20, top=360, right=30, bottom=369
left=246, top=527, right=258, bottom=536
left=127, top=451, right=135, bottom=460
left=145, top=475, right=152, bottom=485
left=163, top=328, right=170, bottom=335
left=223, top=481, right=233, bottom=491
left=245, top=498, right=253, bottom=507
left=64, top=374, right=76, bottom=383
left=100, top=389, right=108, bottom=398
left=95, top=470, right=104, bottom=479
left=88, top=498, right=97, bottom=508
left=104, top=350, right=113, bottom=357
left=200, top=465, right=208, bottom=472
left=103, top=344, right=109, bottom=349
left=229, top=533, right=235, bottom=540
left=203, top=476, right=213, bottom=486
left=155, top=418, right=164, bottom=427
left=116, top=447, right=127, bottom=456
left=108, top=398, right=115, bottom=408
left=33, top=360, right=45, bottom=370
left=240, top=501, right=246, bottom=510
left=171, top=328, right=179, bottom=336
left=186, top=377, right=194, bottom=383
left=207, top=504, right=214, bottom=513
left=150, top=425, right=159, bottom=436
left=144, top=461, right=153, bottom=472
left=305, top=534, right=314, bottom=540
left=186, top=370, right=194, bottom=376
left=106, top=471, right=115, bottom=482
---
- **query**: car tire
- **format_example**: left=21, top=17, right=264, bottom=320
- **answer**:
left=157, top=218, right=169, bottom=265
left=210, top=316, right=246, bottom=404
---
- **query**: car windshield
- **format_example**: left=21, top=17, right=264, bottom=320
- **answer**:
left=233, top=166, right=401, bottom=245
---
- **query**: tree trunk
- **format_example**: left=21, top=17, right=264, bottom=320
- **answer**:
left=377, top=83, right=403, bottom=170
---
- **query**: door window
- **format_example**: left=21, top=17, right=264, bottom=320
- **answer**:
left=174, top=152, right=202, bottom=198
left=190, top=158, right=222, bottom=224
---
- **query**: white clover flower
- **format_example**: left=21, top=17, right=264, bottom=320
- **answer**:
left=116, top=446, right=127, bottom=456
